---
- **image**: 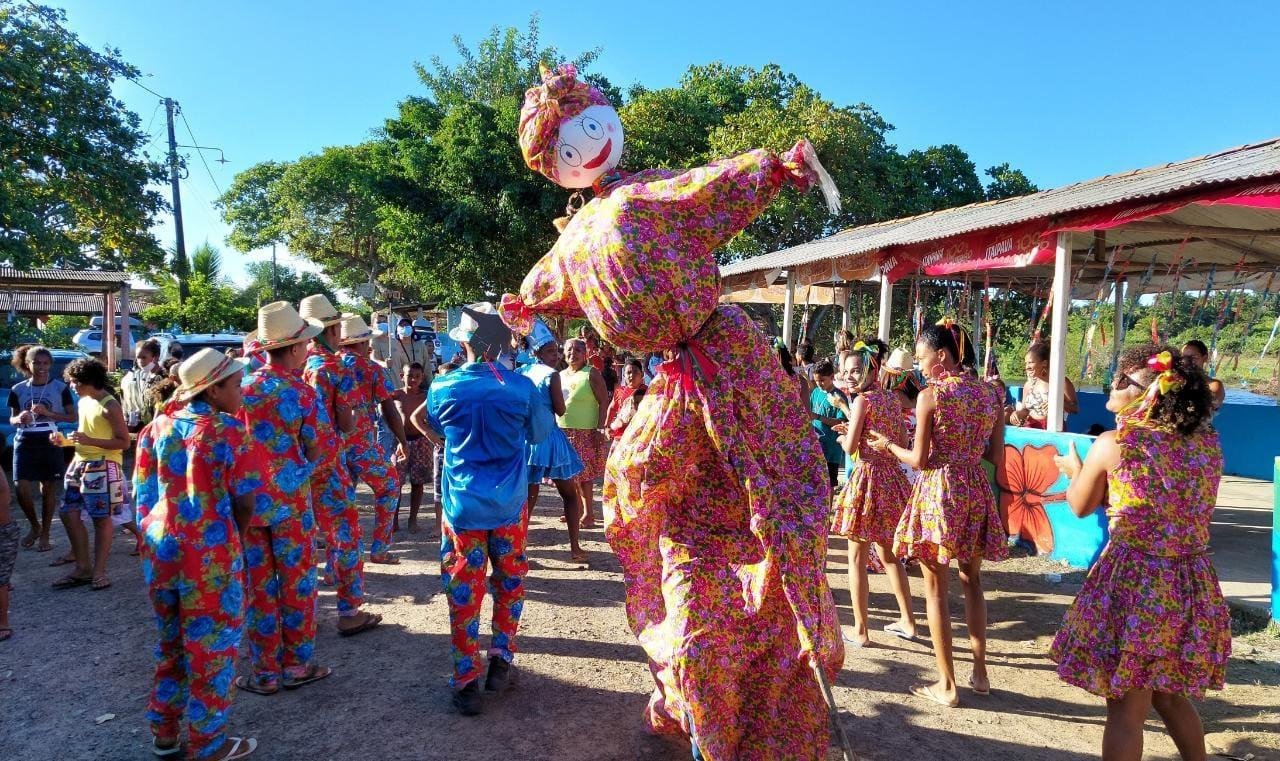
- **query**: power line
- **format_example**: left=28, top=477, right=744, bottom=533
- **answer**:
left=178, top=106, right=223, bottom=197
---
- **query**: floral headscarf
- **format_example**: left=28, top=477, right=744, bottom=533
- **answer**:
left=519, top=63, right=611, bottom=183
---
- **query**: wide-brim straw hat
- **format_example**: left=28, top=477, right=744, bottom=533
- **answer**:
left=255, top=301, right=323, bottom=352
left=298, top=294, right=344, bottom=327
left=175, top=348, right=248, bottom=403
left=884, top=348, right=913, bottom=374
left=339, top=313, right=383, bottom=346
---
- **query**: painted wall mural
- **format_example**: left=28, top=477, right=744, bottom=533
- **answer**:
left=994, top=427, right=1109, bottom=568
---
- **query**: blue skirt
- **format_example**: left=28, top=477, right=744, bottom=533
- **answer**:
left=527, top=427, right=584, bottom=484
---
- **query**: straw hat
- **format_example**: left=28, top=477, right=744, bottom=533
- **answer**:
left=254, top=301, right=323, bottom=352
left=885, top=348, right=913, bottom=374
left=339, top=313, right=383, bottom=346
left=298, top=294, right=344, bottom=327
left=175, top=348, right=247, bottom=403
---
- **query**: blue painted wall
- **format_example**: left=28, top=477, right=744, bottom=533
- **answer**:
left=1272, top=457, right=1279, bottom=622
left=996, top=427, right=1109, bottom=568
left=1064, top=390, right=1280, bottom=480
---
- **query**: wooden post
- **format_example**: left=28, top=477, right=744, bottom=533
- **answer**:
left=878, top=277, right=893, bottom=342
left=1047, top=232, right=1073, bottom=432
left=1112, top=276, right=1125, bottom=366
left=782, top=273, right=796, bottom=351
left=841, top=286, right=850, bottom=332
left=103, top=287, right=116, bottom=371
left=119, top=283, right=133, bottom=362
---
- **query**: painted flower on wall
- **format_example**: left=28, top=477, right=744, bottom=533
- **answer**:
left=995, top=443, right=1064, bottom=554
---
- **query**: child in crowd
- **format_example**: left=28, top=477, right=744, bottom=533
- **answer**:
left=809, top=359, right=848, bottom=488
left=134, top=349, right=262, bottom=760
left=830, top=339, right=917, bottom=647
left=605, top=357, right=647, bottom=439
left=393, top=363, right=434, bottom=535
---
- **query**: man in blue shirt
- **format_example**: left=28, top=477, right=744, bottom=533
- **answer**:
left=415, top=303, right=550, bottom=716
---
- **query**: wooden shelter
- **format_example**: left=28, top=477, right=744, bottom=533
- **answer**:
left=0, top=268, right=136, bottom=370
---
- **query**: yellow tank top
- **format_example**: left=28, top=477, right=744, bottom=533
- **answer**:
left=74, top=394, right=124, bottom=464
left=559, top=367, right=599, bottom=430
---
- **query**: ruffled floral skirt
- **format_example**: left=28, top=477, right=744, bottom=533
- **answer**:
left=563, top=427, right=608, bottom=482
left=1051, top=542, right=1230, bottom=699
left=893, top=462, right=1007, bottom=564
left=831, top=458, right=910, bottom=545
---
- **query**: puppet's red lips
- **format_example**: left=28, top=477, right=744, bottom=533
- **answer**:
left=583, top=139, right=613, bottom=170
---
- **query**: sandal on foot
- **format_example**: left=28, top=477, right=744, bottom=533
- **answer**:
left=235, top=675, right=279, bottom=696
left=36, top=541, right=52, bottom=552
left=49, top=555, right=76, bottom=567
left=968, top=677, right=991, bottom=697
left=337, top=611, right=382, bottom=637
left=152, top=738, right=181, bottom=757
left=0, top=627, right=12, bottom=642
left=368, top=553, right=401, bottom=565
left=91, top=576, right=112, bottom=591
left=910, top=684, right=959, bottom=708
left=282, top=664, right=332, bottom=690
left=884, top=622, right=918, bottom=641
left=211, top=736, right=257, bottom=760
left=20, top=531, right=36, bottom=549
left=52, top=574, right=91, bottom=590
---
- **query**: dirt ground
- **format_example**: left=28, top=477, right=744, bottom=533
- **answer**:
left=1, top=485, right=1277, bottom=761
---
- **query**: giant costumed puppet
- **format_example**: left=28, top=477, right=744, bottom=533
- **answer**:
left=501, top=64, right=846, bottom=761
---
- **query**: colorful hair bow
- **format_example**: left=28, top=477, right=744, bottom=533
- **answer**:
left=852, top=340, right=880, bottom=369
left=1147, top=351, right=1184, bottom=395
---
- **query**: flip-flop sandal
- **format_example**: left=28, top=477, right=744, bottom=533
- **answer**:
left=968, top=678, right=992, bottom=697
left=235, top=675, right=279, bottom=696
left=337, top=612, right=382, bottom=638
left=910, top=684, right=959, bottom=708
left=20, top=533, right=36, bottom=549
left=91, top=577, right=112, bottom=591
left=49, top=555, right=76, bottom=567
left=368, top=554, right=401, bottom=565
left=0, top=627, right=13, bottom=642
left=212, top=736, right=257, bottom=760
left=36, top=542, right=52, bottom=553
left=52, top=574, right=92, bottom=590
left=152, top=738, right=181, bottom=757
left=884, top=622, right=918, bottom=641
left=282, top=664, right=333, bottom=690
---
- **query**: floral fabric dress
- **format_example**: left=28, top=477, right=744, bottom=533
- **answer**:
left=1051, top=416, right=1230, bottom=699
left=893, top=373, right=1007, bottom=564
left=502, top=142, right=843, bottom=760
left=832, top=386, right=911, bottom=544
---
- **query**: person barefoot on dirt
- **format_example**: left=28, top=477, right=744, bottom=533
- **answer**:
left=8, top=346, right=76, bottom=554
left=411, top=303, right=551, bottom=716
left=831, top=339, right=918, bottom=648
left=1051, top=347, right=1229, bottom=761
left=236, top=304, right=334, bottom=696
left=135, top=349, right=262, bottom=760
left=0, top=475, right=16, bottom=643
left=392, top=363, right=432, bottom=535
left=49, top=358, right=130, bottom=592
left=519, top=321, right=587, bottom=562
left=871, top=321, right=1007, bottom=708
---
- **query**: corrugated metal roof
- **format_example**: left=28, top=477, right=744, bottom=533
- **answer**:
left=722, top=137, right=1280, bottom=278
left=0, top=267, right=132, bottom=290
left=0, top=290, right=158, bottom=315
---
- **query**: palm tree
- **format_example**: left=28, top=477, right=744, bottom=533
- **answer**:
left=190, top=242, right=223, bottom=283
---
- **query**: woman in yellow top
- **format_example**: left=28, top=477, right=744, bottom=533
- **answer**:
left=559, top=338, right=610, bottom=529
left=50, top=359, right=130, bottom=591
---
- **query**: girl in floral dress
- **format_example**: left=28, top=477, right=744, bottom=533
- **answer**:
left=831, top=339, right=917, bottom=647
left=1052, top=345, right=1228, bottom=761
left=870, top=321, right=1006, bottom=707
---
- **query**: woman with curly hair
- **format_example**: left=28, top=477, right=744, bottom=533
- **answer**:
left=1052, top=345, right=1228, bottom=761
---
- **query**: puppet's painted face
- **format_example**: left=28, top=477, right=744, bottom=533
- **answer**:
left=555, top=104, right=624, bottom=188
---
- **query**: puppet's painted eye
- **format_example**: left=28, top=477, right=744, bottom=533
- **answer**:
left=559, top=143, right=582, bottom=167
left=581, top=117, right=604, bottom=140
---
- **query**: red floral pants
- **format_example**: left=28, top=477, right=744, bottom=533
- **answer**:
left=440, top=513, right=528, bottom=687
left=243, top=516, right=317, bottom=683
left=347, top=427, right=401, bottom=557
left=311, top=464, right=363, bottom=616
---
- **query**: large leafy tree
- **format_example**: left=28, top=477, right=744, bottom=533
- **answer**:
left=0, top=2, right=166, bottom=272
left=238, top=260, right=338, bottom=307
left=142, top=273, right=254, bottom=334
left=984, top=162, right=1039, bottom=200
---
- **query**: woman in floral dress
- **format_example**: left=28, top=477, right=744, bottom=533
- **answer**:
left=870, top=321, right=1006, bottom=707
left=1052, top=345, right=1228, bottom=761
left=831, top=338, right=917, bottom=647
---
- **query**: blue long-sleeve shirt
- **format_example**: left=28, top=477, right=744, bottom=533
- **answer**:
left=426, top=361, right=552, bottom=530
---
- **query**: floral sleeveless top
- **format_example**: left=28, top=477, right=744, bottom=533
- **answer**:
left=1106, top=417, right=1223, bottom=557
left=927, top=374, right=998, bottom=469
left=855, top=386, right=905, bottom=467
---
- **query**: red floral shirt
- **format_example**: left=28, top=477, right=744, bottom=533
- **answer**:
left=303, top=345, right=354, bottom=475
left=238, top=365, right=323, bottom=527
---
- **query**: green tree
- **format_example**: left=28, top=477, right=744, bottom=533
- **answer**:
left=218, top=160, right=287, bottom=252
left=902, top=144, right=985, bottom=213
left=189, top=241, right=223, bottom=283
left=238, top=260, right=338, bottom=307
left=0, top=2, right=166, bottom=272
left=984, top=162, right=1038, bottom=200
left=141, top=273, right=253, bottom=334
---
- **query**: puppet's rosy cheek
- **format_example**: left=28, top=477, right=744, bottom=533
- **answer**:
left=571, top=170, right=581, bottom=178
left=607, top=123, right=616, bottom=134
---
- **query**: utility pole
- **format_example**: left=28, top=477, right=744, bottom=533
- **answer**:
left=164, top=97, right=189, bottom=305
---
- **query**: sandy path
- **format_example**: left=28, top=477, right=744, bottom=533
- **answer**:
left=1, top=486, right=1276, bottom=760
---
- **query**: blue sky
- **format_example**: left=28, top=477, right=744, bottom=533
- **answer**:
left=55, top=0, right=1280, bottom=286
